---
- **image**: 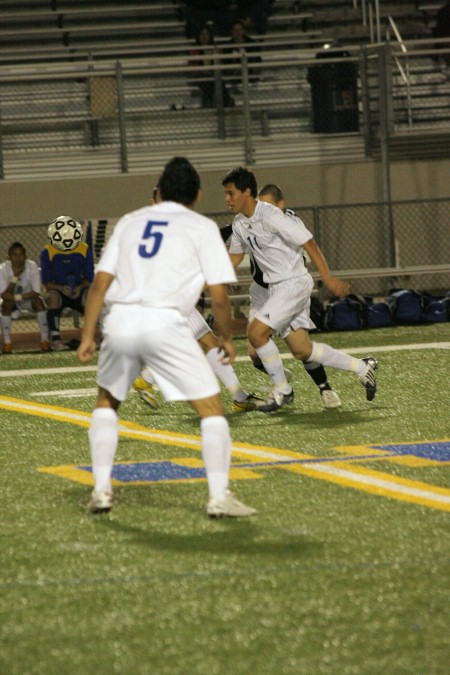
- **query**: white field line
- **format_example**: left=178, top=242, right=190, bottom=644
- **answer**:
left=1, top=341, right=449, bottom=380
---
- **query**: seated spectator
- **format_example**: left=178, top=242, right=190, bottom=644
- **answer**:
left=0, top=241, right=50, bottom=353
left=40, top=217, right=94, bottom=351
left=189, top=24, right=235, bottom=108
left=222, top=19, right=262, bottom=86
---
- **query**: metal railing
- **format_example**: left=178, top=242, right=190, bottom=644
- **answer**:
left=1, top=37, right=450, bottom=179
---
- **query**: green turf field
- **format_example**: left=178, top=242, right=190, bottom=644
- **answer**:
left=1, top=323, right=449, bottom=674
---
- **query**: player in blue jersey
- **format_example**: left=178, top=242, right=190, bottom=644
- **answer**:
left=40, top=226, right=94, bottom=350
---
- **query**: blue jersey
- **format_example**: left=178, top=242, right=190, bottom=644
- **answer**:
left=40, top=242, right=94, bottom=287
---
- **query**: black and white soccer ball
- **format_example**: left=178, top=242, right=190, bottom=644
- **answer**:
left=48, top=216, right=83, bottom=251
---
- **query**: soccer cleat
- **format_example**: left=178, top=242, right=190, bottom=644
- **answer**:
left=89, top=490, right=114, bottom=514
left=2, top=342, right=12, bottom=354
left=133, top=375, right=159, bottom=410
left=320, top=388, right=342, bottom=409
left=258, top=387, right=294, bottom=413
left=233, top=393, right=269, bottom=413
left=41, top=341, right=51, bottom=352
left=206, top=490, right=257, bottom=518
left=359, top=357, right=379, bottom=401
left=51, top=340, right=69, bottom=351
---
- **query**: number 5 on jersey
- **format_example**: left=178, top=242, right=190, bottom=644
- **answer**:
left=139, top=221, right=169, bottom=258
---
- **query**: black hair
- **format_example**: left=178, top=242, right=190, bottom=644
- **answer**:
left=196, top=24, right=215, bottom=44
left=221, top=166, right=257, bottom=198
left=158, top=156, right=200, bottom=206
left=258, top=184, right=284, bottom=202
left=8, top=241, right=26, bottom=256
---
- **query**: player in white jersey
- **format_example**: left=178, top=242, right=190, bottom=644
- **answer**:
left=256, top=184, right=342, bottom=409
left=134, top=304, right=268, bottom=412
left=222, top=166, right=378, bottom=412
left=0, top=241, right=50, bottom=353
left=77, top=157, right=256, bottom=518
left=132, top=186, right=268, bottom=413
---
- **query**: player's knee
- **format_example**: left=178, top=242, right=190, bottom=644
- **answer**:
left=247, top=321, right=271, bottom=348
left=31, top=296, right=45, bottom=312
left=46, top=290, right=62, bottom=309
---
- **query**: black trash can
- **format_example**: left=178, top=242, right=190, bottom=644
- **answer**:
left=307, top=51, right=359, bottom=133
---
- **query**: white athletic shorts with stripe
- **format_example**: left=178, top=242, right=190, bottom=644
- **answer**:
left=97, top=304, right=219, bottom=402
left=252, top=275, right=316, bottom=338
left=187, top=306, right=211, bottom=341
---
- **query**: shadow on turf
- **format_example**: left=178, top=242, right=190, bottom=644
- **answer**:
left=229, top=408, right=388, bottom=430
left=94, top=516, right=324, bottom=558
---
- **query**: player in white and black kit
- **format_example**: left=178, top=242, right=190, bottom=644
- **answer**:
left=257, top=184, right=342, bottom=409
left=77, top=157, right=256, bottom=518
left=222, top=167, right=378, bottom=412
left=220, top=196, right=341, bottom=410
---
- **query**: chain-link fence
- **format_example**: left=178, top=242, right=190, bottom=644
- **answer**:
left=2, top=196, right=448, bottom=341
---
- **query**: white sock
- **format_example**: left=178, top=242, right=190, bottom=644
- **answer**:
left=200, top=416, right=231, bottom=500
left=1, top=316, right=12, bottom=343
left=310, top=341, right=365, bottom=375
left=141, top=367, right=155, bottom=385
left=37, top=311, right=49, bottom=341
left=255, top=338, right=290, bottom=392
left=205, top=347, right=248, bottom=401
left=88, top=408, right=119, bottom=493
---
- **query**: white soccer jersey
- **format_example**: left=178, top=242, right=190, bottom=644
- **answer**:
left=0, top=259, right=42, bottom=295
left=229, top=200, right=313, bottom=284
left=97, top=201, right=236, bottom=313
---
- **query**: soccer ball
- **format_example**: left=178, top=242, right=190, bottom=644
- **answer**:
left=48, top=216, right=83, bottom=251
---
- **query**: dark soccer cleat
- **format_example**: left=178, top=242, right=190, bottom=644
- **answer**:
left=233, top=393, right=269, bottom=413
left=258, top=387, right=294, bottom=412
left=359, top=357, right=379, bottom=401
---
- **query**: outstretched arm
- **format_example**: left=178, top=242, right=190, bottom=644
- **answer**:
left=303, top=239, right=350, bottom=298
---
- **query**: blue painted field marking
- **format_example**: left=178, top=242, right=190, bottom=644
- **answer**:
left=1, top=394, right=449, bottom=511
left=372, top=442, right=450, bottom=462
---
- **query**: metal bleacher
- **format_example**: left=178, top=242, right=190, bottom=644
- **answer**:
left=0, top=0, right=449, bottom=181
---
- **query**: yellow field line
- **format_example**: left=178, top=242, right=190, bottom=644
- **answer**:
left=1, top=395, right=449, bottom=512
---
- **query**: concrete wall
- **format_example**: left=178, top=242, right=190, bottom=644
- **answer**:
left=0, top=158, right=449, bottom=225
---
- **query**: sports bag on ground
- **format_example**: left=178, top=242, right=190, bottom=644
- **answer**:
left=364, top=297, right=394, bottom=328
left=323, top=294, right=366, bottom=331
left=423, top=293, right=450, bottom=323
left=387, top=289, right=425, bottom=324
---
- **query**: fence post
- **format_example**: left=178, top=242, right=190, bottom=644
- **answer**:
left=359, top=46, right=372, bottom=157
left=241, top=50, right=254, bottom=166
left=214, top=47, right=226, bottom=140
left=313, top=205, right=326, bottom=302
left=378, top=43, right=396, bottom=267
left=0, top=109, right=4, bottom=179
left=115, top=61, right=128, bottom=174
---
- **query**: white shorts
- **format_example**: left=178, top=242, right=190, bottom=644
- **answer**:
left=97, top=304, right=219, bottom=402
left=12, top=299, right=36, bottom=315
left=249, top=282, right=268, bottom=322
left=254, top=275, right=315, bottom=338
left=187, top=307, right=211, bottom=341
